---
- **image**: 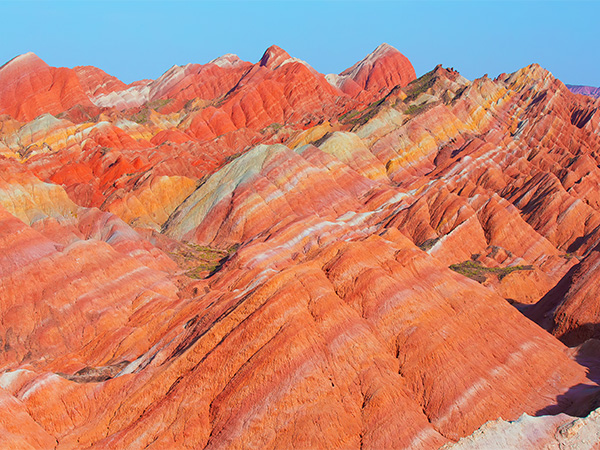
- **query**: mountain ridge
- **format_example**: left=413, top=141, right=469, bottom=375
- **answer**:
left=0, top=44, right=599, bottom=449
left=0, top=44, right=416, bottom=120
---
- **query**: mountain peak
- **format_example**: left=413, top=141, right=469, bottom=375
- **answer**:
left=501, top=63, right=554, bottom=89
left=372, top=42, right=397, bottom=55
left=341, top=43, right=402, bottom=78
left=0, top=52, right=48, bottom=73
left=334, top=43, right=416, bottom=94
left=259, top=45, right=292, bottom=69
left=208, top=53, right=245, bottom=69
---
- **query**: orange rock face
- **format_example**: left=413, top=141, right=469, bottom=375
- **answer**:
left=0, top=45, right=600, bottom=449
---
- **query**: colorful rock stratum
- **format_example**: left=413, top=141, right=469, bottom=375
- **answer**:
left=1, top=43, right=600, bottom=449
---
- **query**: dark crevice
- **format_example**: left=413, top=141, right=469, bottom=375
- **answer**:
left=571, top=107, right=596, bottom=129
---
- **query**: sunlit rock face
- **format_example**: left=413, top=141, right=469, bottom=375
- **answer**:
left=1, top=44, right=600, bottom=449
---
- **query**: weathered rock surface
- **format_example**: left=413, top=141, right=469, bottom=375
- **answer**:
left=0, top=46, right=600, bottom=449
left=444, top=407, right=600, bottom=450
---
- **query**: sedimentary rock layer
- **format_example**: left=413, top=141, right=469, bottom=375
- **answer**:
left=0, top=45, right=599, bottom=449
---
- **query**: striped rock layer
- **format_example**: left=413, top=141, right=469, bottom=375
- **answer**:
left=1, top=45, right=600, bottom=449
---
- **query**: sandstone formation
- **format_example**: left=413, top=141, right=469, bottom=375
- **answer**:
left=0, top=45, right=599, bottom=449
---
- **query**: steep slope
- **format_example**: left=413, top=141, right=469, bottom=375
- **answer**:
left=327, top=43, right=416, bottom=100
left=528, top=247, right=600, bottom=346
left=73, top=65, right=128, bottom=99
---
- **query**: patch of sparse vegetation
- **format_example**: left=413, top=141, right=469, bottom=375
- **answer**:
left=185, top=263, right=221, bottom=279
left=184, top=98, right=197, bottom=111
left=147, top=98, right=173, bottom=112
left=225, top=152, right=243, bottom=163
left=131, top=109, right=150, bottom=124
left=130, top=99, right=173, bottom=124
left=560, top=253, right=582, bottom=261
left=58, top=361, right=129, bottom=383
left=260, top=122, right=284, bottom=133
left=450, top=85, right=469, bottom=104
left=308, top=131, right=333, bottom=148
left=404, top=103, right=429, bottom=116
left=449, top=260, right=533, bottom=283
left=403, top=70, right=436, bottom=103
left=169, top=242, right=239, bottom=279
left=339, top=109, right=361, bottom=122
left=418, top=237, right=441, bottom=251
left=340, top=98, right=387, bottom=128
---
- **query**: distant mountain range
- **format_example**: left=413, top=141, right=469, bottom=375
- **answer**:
left=567, top=84, right=600, bottom=98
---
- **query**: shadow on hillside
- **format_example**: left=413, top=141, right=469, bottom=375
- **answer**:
left=533, top=336, right=600, bottom=419
left=535, top=382, right=600, bottom=418
left=519, top=263, right=580, bottom=331
left=560, top=324, right=600, bottom=348
left=571, top=337, right=600, bottom=384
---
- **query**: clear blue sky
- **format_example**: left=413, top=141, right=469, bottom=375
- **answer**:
left=1, top=0, right=598, bottom=86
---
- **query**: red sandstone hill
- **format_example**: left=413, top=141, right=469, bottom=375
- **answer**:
left=1, top=45, right=600, bottom=448
left=0, top=53, right=98, bottom=121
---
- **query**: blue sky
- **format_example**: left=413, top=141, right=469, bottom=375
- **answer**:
left=1, top=0, right=598, bottom=86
